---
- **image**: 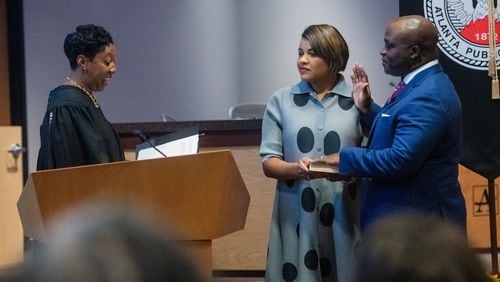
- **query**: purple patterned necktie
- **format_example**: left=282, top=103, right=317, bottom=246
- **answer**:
left=386, top=80, right=405, bottom=104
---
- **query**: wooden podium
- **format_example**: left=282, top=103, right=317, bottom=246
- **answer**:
left=18, top=150, right=250, bottom=280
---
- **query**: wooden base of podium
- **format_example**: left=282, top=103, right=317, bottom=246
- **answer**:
left=18, top=150, right=250, bottom=281
left=181, top=240, right=212, bottom=281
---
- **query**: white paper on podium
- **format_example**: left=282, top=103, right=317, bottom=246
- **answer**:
left=136, top=127, right=199, bottom=160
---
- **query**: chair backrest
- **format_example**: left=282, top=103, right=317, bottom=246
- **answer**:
left=160, top=114, right=176, bottom=122
left=228, top=102, right=266, bottom=119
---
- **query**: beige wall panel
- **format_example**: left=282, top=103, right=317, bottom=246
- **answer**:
left=0, top=126, right=24, bottom=268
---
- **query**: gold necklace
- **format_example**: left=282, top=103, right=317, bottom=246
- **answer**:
left=66, top=77, right=100, bottom=108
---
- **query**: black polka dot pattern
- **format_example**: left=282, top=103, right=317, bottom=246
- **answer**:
left=265, top=88, right=361, bottom=282
left=338, top=96, right=354, bottom=110
left=301, top=187, right=316, bottom=213
left=324, top=131, right=341, bottom=155
left=297, top=127, right=314, bottom=153
left=293, top=94, right=309, bottom=107
left=319, top=203, right=334, bottom=226
left=282, top=262, right=298, bottom=282
left=304, top=249, right=319, bottom=270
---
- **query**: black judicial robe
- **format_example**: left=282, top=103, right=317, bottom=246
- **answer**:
left=37, top=85, right=125, bottom=170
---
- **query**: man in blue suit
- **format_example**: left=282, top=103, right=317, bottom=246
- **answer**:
left=315, top=15, right=466, bottom=232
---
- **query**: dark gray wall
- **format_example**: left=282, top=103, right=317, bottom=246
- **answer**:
left=24, top=0, right=398, bottom=171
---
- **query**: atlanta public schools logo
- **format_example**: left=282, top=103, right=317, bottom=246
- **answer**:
left=425, top=0, right=500, bottom=70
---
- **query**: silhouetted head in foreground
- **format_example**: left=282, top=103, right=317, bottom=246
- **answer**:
left=30, top=200, right=202, bottom=282
left=355, top=213, right=489, bottom=282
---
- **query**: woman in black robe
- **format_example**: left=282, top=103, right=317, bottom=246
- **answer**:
left=37, top=24, right=124, bottom=170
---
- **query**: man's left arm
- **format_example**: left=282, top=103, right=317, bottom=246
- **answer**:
left=338, top=88, right=448, bottom=179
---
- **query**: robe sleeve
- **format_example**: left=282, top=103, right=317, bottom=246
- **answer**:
left=39, top=103, right=115, bottom=169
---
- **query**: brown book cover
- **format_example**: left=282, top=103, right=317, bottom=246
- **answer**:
left=309, top=162, right=339, bottom=174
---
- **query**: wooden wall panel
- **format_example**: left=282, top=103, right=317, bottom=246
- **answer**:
left=459, top=165, right=500, bottom=249
left=118, top=120, right=272, bottom=271
left=124, top=146, right=274, bottom=270
left=205, top=146, right=274, bottom=270
left=0, top=126, right=23, bottom=268
left=118, top=121, right=500, bottom=270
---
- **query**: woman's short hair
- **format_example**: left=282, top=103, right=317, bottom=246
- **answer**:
left=301, top=24, right=349, bottom=74
left=64, top=24, right=114, bottom=70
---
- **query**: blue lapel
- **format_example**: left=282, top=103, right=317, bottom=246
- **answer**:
left=393, top=64, right=444, bottom=105
left=366, top=64, right=444, bottom=146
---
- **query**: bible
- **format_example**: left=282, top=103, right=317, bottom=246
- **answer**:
left=308, top=162, right=339, bottom=174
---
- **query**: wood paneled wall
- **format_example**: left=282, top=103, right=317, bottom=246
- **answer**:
left=117, top=120, right=500, bottom=270
left=116, top=120, right=273, bottom=271
left=459, top=165, right=500, bottom=250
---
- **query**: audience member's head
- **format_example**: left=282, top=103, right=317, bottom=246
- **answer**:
left=354, top=213, right=489, bottom=282
left=28, top=199, right=202, bottom=282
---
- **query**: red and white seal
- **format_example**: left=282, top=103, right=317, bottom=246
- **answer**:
left=424, top=0, right=500, bottom=70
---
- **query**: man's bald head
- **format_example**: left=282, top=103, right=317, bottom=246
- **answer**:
left=381, top=15, right=440, bottom=76
left=391, top=15, right=439, bottom=61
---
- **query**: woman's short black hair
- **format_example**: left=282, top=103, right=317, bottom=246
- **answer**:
left=64, top=24, right=114, bottom=70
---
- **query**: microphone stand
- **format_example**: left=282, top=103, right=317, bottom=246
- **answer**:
left=133, top=130, right=167, bottom=158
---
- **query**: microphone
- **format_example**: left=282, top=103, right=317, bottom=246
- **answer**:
left=132, top=129, right=167, bottom=158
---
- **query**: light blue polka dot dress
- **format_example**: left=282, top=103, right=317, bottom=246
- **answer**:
left=260, top=75, right=364, bottom=282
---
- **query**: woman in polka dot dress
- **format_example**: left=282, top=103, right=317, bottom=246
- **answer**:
left=260, top=24, right=365, bottom=282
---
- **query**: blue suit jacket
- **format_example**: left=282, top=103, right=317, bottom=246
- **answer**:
left=339, top=64, right=466, bottom=232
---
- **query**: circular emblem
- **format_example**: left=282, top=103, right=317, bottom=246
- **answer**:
left=424, top=0, right=500, bottom=70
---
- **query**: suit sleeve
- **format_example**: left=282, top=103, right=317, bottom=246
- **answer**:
left=359, top=100, right=381, bottom=135
left=339, top=87, right=449, bottom=180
